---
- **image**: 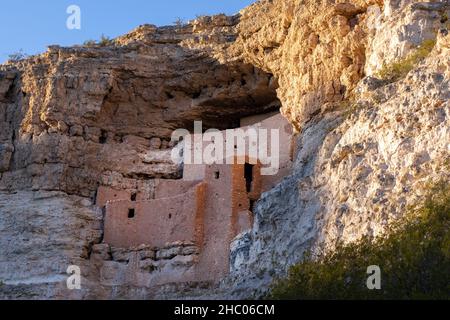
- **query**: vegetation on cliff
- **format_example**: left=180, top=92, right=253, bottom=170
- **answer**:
left=376, top=39, right=437, bottom=83
left=270, top=181, right=450, bottom=300
left=83, top=34, right=115, bottom=47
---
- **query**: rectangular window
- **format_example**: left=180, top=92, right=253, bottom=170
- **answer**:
left=245, top=163, right=254, bottom=192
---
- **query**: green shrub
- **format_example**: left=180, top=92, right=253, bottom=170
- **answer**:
left=270, top=181, right=450, bottom=300
left=83, top=34, right=114, bottom=47
left=98, top=34, right=114, bottom=47
left=376, top=39, right=436, bottom=83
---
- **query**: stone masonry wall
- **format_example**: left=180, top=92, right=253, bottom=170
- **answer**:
left=103, top=182, right=206, bottom=248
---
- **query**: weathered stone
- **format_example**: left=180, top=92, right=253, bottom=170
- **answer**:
left=69, top=125, right=83, bottom=137
left=0, top=0, right=449, bottom=300
left=0, top=143, right=14, bottom=172
left=365, top=0, right=449, bottom=76
left=149, top=137, right=162, bottom=149
left=92, top=244, right=111, bottom=260
left=110, top=247, right=131, bottom=263
left=156, top=246, right=183, bottom=260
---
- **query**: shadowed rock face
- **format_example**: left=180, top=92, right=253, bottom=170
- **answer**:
left=1, top=0, right=449, bottom=299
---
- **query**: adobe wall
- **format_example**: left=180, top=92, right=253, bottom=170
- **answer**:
left=97, top=111, right=294, bottom=285
left=96, top=185, right=155, bottom=207
left=240, top=113, right=295, bottom=192
left=96, top=187, right=132, bottom=208
left=194, top=163, right=234, bottom=281
left=96, top=179, right=200, bottom=207
left=183, top=163, right=206, bottom=181
left=154, top=179, right=201, bottom=199
left=231, top=159, right=262, bottom=237
left=103, top=183, right=206, bottom=248
left=193, top=159, right=262, bottom=281
left=181, top=112, right=295, bottom=192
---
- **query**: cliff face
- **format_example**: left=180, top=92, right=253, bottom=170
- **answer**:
left=226, top=0, right=450, bottom=298
left=1, top=0, right=449, bottom=299
left=228, top=1, right=450, bottom=298
left=232, top=0, right=378, bottom=131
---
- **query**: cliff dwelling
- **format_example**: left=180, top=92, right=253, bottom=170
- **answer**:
left=95, top=112, right=295, bottom=284
left=1, top=0, right=449, bottom=302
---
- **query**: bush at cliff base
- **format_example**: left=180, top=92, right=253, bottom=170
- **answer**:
left=270, top=181, right=450, bottom=300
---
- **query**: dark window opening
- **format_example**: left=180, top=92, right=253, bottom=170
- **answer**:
left=99, top=130, right=108, bottom=144
left=93, top=188, right=98, bottom=206
left=131, top=193, right=137, bottom=201
left=214, top=171, right=220, bottom=179
left=250, top=200, right=256, bottom=213
left=192, top=90, right=201, bottom=99
left=169, top=214, right=172, bottom=219
left=128, top=209, right=135, bottom=219
left=245, top=163, right=254, bottom=193
left=165, top=91, right=174, bottom=99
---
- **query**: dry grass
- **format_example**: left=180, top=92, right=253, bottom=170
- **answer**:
left=376, top=39, right=436, bottom=83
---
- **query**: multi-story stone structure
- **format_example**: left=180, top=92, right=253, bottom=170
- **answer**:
left=95, top=112, right=295, bottom=284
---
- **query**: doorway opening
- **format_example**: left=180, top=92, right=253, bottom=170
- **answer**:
left=244, top=163, right=254, bottom=193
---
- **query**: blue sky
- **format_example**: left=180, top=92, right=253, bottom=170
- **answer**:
left=0, top=0, right=256, bottom=63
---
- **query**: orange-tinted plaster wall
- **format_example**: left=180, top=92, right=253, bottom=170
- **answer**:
left=193, top=160, right=262, bottom=281
left=182, top=113, right=294, bottom=193
left=154, top=179, right=201, bottom=199
left=96, top=187, right=132, bottom=207
left=103, top=183, right=206, bottom=248
left=194, top=164, right=234, bottom=281
left=231, top=160, right=262, bottom=237
left=240, top=113, right=295, bottom=192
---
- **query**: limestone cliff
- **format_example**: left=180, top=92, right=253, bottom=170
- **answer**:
left=0, top=0, right=449, bottom=299
left=225, top=0, right=450, bottom=298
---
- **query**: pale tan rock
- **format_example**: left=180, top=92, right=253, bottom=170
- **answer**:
left=365, top=0, right=449, bottom=76
left=226, top=0, right=383, bottom=130
left=0, top=0, right=449, bottom=300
